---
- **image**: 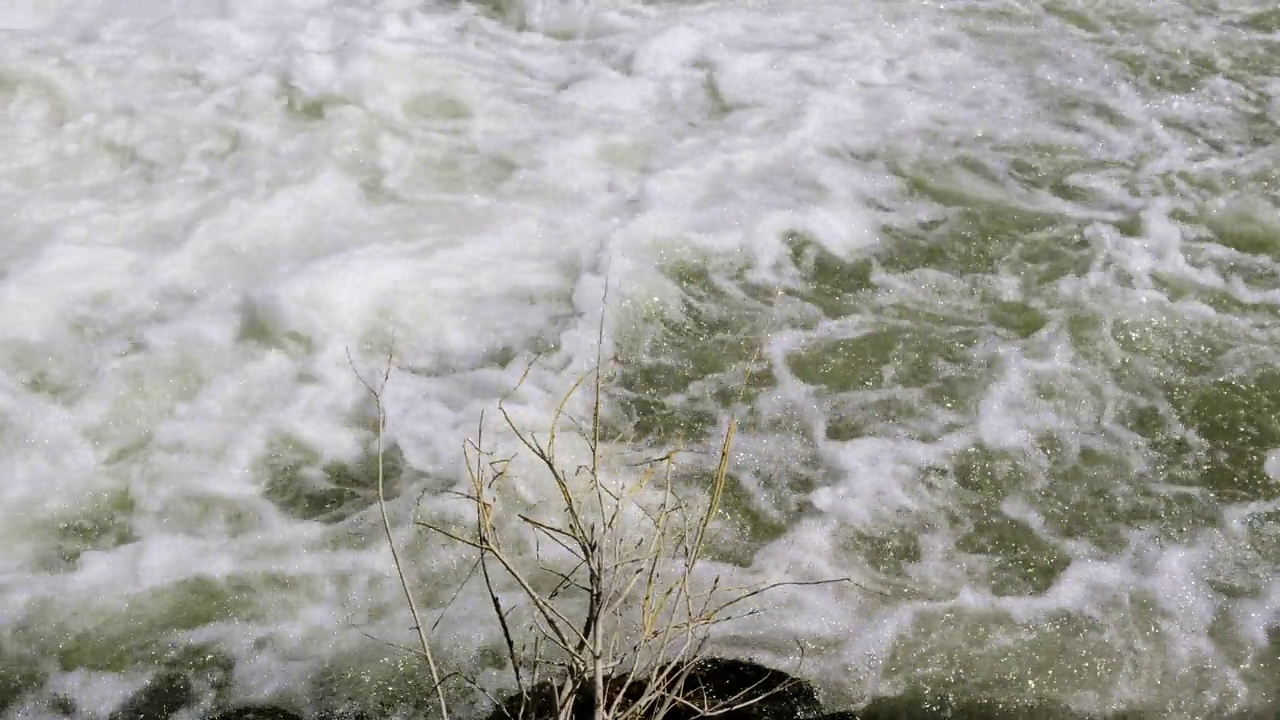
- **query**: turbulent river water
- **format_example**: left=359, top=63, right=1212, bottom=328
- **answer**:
left=2, top=0, right=1280, bottom=718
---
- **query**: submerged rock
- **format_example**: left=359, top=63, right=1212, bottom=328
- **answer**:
left=205, top=707, right=306, bottom=720
left=110, top=670, right=194, bottom=720
left=487, top=657, right=822, bottom=720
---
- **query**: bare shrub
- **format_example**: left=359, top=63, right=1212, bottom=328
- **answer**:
left=351, top=343, right=841, bottom=720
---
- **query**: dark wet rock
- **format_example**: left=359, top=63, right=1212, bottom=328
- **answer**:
left=110, top=670, right=194, bottom=720
left=666, top=657, right=822, bottom=720
left=205, top=706, right=306, bottom=720
left=488, top=657, right=821, bottom=720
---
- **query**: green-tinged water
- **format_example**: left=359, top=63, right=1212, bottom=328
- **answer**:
left=606, top=3, right=1280, bottom=714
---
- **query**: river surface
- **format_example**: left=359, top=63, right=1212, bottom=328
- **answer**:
left=2, top=0, right=1280, bottom=718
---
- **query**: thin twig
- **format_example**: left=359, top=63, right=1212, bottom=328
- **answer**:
left=347, top=348, right=449, bottom=720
